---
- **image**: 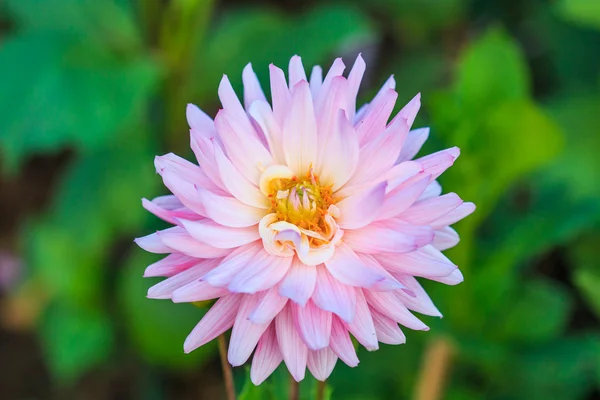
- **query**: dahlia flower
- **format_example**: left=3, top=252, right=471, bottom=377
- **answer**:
left=136, top=55, right=474, bottom=384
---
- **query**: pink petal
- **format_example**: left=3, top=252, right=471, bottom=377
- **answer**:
left=135, top=232, right=172, bottom=254
left=279, top=258, right=317, bottom=306
left=324, top=243, right=387, bottom=288
left=431, top=202, right=476, bottom=228
left=269, top=64, right=292, bottom=126
left=343, top=222, right=433, bottom=254
left=430, top=269, right=464, bottom=285
left=276, top=305, right=308, bottom=382
left=371, top=309, right=406, bottom=345
left=218, top=75, right=257, bottom=138
left=319, top=110, right=359, bottom=192
left=196, top=186, right=265, bottom=228
left=415, top=147, right=460, bottom=180
left=385, top=161, right=423, bottom=189
left=350, top=115, right=410, bottom=185
left=228, top=295, right=271, bottom=366
left=356, top=253, right=405, bottom=292
left=392, top=275, right=442, bottom=317
left=419, top=180, right=442, bottom=201
left=251, top=325, right=283, bottom=385
left=249, top=286, right=289, bottom=324
left=142, top=197, right=199, bottom=225
left=346, top=54, right=366, bottom=122
left=309, top=65, right=323, bottom=98
left=242, top=63, right=267, bottom=110
left=314, top=58, right=346, bottom=112
left=160, top=169, right=206, bottom=216
left=356, top=89, right=398, bottom=145
left=375, top=245, right=457, bottom=278
left=316, top=77, right=350, bottom=170
left=433, top=226, right=460, bottom=250
left=282, top=80, right=318, bottom=176
left=248, top=100, right=285, bottom=164
left=227, top=251, right=292, bottom=293
left=171, top=279, right=229, bottom=303
left=288, top=55, right=307, bottom=88
left=178, top=218, right=259, bottom=249
left=292, top=300, right=332, bottom=350
left=147, top=258, right=221, bottom=299
left=336, top=181, right=387, bottom=229
left=214, top=109, right=274, bottom=183
left=312, top=266, right=357, bottom=323
left=184, top=294, right=242, bottom=353
left=344, top=289, right=378, bottom=350
left=365, top=290, right=429, bottom=331
left=307, top=347, right=338, bottom=381
left=156, top=227, right=232, bottom=258
left=399, top=193, right=463, bottom=225
left=186, top=103, right=214, bottom=132
left=397, top=93, right=421, bottom=129
left=330, top=317, right=359, bottom=367
left=143, top=253, right=198, bottom=278
left=213, top=142, right=269, bottom=209
left=190, top=133, right=227, bottom=192
left=202, top=243, right=262, bottom=287
left=397, top=127, right=429, bottom=162
left=375, top=173, right=431, bottom=221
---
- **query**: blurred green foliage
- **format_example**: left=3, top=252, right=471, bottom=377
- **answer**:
left=0, top=0, right=599, bottom=399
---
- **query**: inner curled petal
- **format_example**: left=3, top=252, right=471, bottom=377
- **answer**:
left=258, top=165, right=343, bottom=265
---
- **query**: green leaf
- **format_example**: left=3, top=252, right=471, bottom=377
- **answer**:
left=570, top=233, right=600, bottom=318
left=495, top=279, right=573, bottom=343
left=555, top=0, right=600, bottom=30
left=455, top=28, right=529, bottom=114
left=0, top=32, right=158, bottom=168
left=39, top=301, right=114, bottom=383
left=194, top=5, right=376, bottom=102
left=117, top=250, right=216, bottom=368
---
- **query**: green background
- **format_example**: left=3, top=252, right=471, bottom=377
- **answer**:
left=0, top=0, right=599, bottom=399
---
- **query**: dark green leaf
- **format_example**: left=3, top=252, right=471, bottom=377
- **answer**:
left=39, top=301, right=114, bottom=383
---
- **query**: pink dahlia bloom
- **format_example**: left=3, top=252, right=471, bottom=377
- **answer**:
left=136, top=55, right=474, bottom=384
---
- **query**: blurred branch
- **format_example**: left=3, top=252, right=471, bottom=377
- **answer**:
left=158, top=0, right=216, bottom=153
left=217, top=334, right=236, bottom=400
left=289, top=374, right=299, bottom=400
left=413, top=336, right=455, bottom=400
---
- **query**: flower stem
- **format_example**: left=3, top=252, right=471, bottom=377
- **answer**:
left=316, top=380, right=326, bottom=400
left=217, top=334, right=236, bottom=400
left=289, top=374, right=299, bottom=400
left=413, top=336, right=454, bottom=400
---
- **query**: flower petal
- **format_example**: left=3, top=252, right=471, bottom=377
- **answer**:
left=276, top=305, right=308, bottom=382
left=343, top=222, right=433, bottom=254
left=355, top=89, right=398, bottom=145
left=399, top=193, right=463, bottom=225
left=282, top=80, right=318, bottom=176
left=178, top=218, right=259, bottom=249
left=186, top=103, right=214, bottom=132
left=184, top=294, right=242, bottom=353
left=270, top=64, right=292, bottom=126
left=242, top=63, right=267, bottom=110
left=218, top=75, right=257, bottom=139
left=227, top=251, right=292, bottom=293
left=371, top=309, right=406, bottom=345
left=365, top=290, right=429, bottom=331
left=249, top=286, right=289, bottom=324
left=248, top=100, right=285, bottom=164
left=430, top=269, right=464, bottom=285
left=307, top=347, right=338, bottom=381
left=432, top=226, right=460, bottom=250
left=251, top=325, right=283, bottom=385
left=375, top=245, right=457, bottom=278
left=397, top=127, right=429, bottom=162
left=324, top=243, right=387, bottom=288
left=415, top=147, right=460, bottom=180
left=171, top=279, right=229, bottom=303
left=397, top=93, right=421, bottom=129
left=214, top=108, right=274, bottom=183
left=430, top=202, right=476, bottom=228
left=213, top=141, right=269, bottom=209
left=279, top=258, right=317, bottom=306
left=202, top=243, right=262, bottom=287
left=330, top=317, right=359, bottom=367
left=392, top=275, right=442, bottom=317
left=147, top=258, right=221, bottom=299
left=156, top=227, right=232, bottom=258
left=319, top=110, right=359, bottom=191
left=346, top=54, right=366, bottom=122
left=196, top=186, right=265, bottom=228
left=336, top=181, right=387, bottom=229
left=288, top=55, right=307, bottom=88
left=376, top=173, right=431, bottom=221
left=292, top=300, right=332, bottom=350
left=142, top=197, right=198, bottom=225
left=228, top=295, right=271, bottom=366
left=312, top=266, right=357, bottom=323
left=143, top=253, right=198, bottom=278
left=135, top=232, right=172, bottom=254
left=344, top=289, right=378, bottom=350
left=309, top=65, right=323, bottom=98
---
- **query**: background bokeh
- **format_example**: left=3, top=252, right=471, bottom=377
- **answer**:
left=1, top=0, right=599, bottom=399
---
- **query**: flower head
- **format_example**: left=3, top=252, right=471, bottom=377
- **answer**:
left=136, top=55, right=475, bottom=384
